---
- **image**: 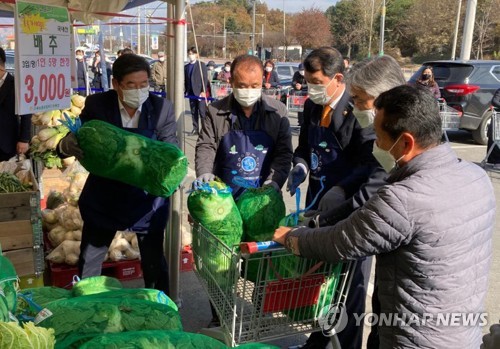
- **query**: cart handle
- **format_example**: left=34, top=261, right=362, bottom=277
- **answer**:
left=240, top=241, right=282, bottom=254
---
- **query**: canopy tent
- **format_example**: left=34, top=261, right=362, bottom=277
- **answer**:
left=0, top=0, right=187, bottom=304
left=0, top=0, right=157, bottom=22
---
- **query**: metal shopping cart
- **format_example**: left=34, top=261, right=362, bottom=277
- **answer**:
left=211, top=82, right=233, bottom=100
left=438, top=98, right=462, bottom=142
left=191, top=222, right=355, bottom=347
left=287, top=91, right=308, bottom=113
left=481, top=107, right=500, bottom=168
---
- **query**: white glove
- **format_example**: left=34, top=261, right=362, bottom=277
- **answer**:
left=286, top=164, right=308, bottom=196
left=317, top=186, right=346, bottom=212
left=196, top=173, right=215, bottom=183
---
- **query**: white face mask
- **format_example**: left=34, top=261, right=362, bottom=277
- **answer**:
left=372, top=135, right=405, bottom=173
left=121, top=86, right=150, bottom=109
left=188, top=54, right=196, bottom=62
left=208, top=66, right=214, bottom=71
left=159, top=57, right=165, bottom=62
left=352, top=107, right=375, bottom=128
left=76, top=55, right=83, bottom=60
left=224, top=66, right=230, bottom=72
left=233, top=88, right=262, bottom=107
left=307, top=78, right=338, bottom=106
left=299, top=70, right=305, bottom=76
left=265, top=66, right=273, bottom=73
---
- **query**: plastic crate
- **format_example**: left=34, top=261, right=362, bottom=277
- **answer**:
left=49, top=259, right=143, bottom=288
left=180, top=246, right=193, bottom=272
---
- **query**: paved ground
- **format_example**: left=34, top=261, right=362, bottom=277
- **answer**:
left=125, top=108, right=499, bottom=348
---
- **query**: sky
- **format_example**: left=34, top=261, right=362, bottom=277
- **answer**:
left=262, top=0, right=337, bottom=13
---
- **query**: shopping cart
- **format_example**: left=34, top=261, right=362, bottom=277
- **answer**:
left=211, top=82, right=233, bottom=100
left=192, top=222, right=354, bottom=347
left=438, top=98, right=462, bottom=142
left=481, top=107, right=500, bottom=168
left=287, top=91, right=308, bottom=113
left=262, top=87, right=288, bottom=101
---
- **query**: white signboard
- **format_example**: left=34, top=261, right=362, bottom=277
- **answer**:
left=14, top=1, right=71, bottom=114
left=151, top=35, right=158, bottom=50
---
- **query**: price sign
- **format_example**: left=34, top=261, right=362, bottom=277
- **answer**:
left=14, top=1, right=71, bottom=114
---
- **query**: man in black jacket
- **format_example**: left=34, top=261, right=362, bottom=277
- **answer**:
left=58, top=54, right=178, bottom=295
left=0, top=48, right=31, bottom=161
left=487, top=87, right=500, bottom=168
left=184, top=47, right=208, bottom=135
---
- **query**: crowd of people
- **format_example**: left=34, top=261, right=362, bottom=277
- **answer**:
left=1, top=41, right=499, bottom=348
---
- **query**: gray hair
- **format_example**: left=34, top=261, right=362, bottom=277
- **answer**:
left=347, top=55, right=406, bottom=99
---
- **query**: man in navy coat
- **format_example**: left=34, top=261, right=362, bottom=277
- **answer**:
left=0, top=48, right=31, bottom=161
left=58, top=54, right=178, bottom=295
left=184, top=47, right=208, bottom=135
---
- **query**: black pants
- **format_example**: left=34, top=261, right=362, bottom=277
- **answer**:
left=78, top=205, right=170, bottom=295
left=189, top=98, right=207, bottom=132
left=306, top=257, right=373, bottom=349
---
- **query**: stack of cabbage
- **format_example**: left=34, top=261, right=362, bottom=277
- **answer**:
left=77, top=120, right=187, bottom=198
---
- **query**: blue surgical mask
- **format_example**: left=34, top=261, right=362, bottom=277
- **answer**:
left=372, top=134, right=405, bottom=173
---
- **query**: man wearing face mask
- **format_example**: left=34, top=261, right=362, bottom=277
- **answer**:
left=287, top=47, right=377, bottom=210
left=291, top=63, right=308, bottom=126
left=195, top=54, right=292, bottom=199
left=274, top=85, right=495, bottom=349
left=151, top=51, right=167, bottom=93
left=57, top=54, right=178, bottom=296
left=184, top=47, right=208, bottom=135
left=75, top=48, right=88, bottom=96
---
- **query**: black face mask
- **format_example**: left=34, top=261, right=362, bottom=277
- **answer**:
left=422, top=74, right=431, bottom=80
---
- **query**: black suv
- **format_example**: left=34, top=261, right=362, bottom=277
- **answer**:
left=409, top=60, right=500, bottom=144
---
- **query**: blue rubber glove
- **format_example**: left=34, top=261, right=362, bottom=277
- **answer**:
left=286, top=164, right=308, bottom=196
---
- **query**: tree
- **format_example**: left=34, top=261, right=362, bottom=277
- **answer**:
left=326, top=0, right=366, bottom=58
left=289, top=7, right=332, bottom=50
left=473, top=0, right=500, bottom=59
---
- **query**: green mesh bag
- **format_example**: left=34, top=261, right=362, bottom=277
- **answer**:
left=19, top=287, right=71, bottom=308
left=236, top=186, right=285, bottom=242
left=37, top=298, right=182, bottom=344
left=75, top=330, right=227, bottom=349
left=237, top=186, right=286, bottom=282
left=78, top=289, right=178, bottom=312
left=71, top=276, right=123, bottom=297
left=74, top=119, right=188, bottom=198
left=188, top=180, right=243, bottom=288
left=188, top=179, right=243, bottom=247
left=238, top=344, right=280, bottom=349
left=0, top=248, right=19, bottom=314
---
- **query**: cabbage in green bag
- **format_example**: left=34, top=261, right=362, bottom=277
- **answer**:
left=71, top=276, right=122, bottom=297
left=71, top=119, right=188, bottom=197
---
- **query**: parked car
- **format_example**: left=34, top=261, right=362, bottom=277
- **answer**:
left=274, top=62, right=300, bottom=86
left=409, top=60, right=500, bottom=144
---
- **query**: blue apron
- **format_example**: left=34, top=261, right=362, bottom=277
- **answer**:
left=306, top=121, right=351, bottom=209
left=78, top=117, right=168, bottom=233
left=214, top=113, right=274, bottom=198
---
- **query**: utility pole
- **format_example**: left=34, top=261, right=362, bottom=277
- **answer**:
left=460, top=0, right=477, bottom=60
left=367, top=0, right=375, bottom=58
left=137, top=6, right=141, bottom=54
left=283, top=0, right=286, bottom=61
left=251, top=0, right=256, bottom=56
left=379, top=0, right=386, bottom=56
left=451, top=0, right=462, bottom=60
left=213, top=24, right=215, bottom=58
left=223, top=16, right=227, bottom=59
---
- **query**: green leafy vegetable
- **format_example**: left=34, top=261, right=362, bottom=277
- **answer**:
left=77, top=120, right=188, bottom=197
left=0, top=172, right=28, bottom=193
left=0, top=322, right=55, bottom=349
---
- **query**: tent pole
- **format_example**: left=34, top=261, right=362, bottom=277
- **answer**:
left=167, top=0, right=186, bottom=306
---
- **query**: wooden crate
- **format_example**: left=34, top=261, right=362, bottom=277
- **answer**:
left=3, top=246, right=44, bottom=277
left=0, top=170, right=44, bottom=277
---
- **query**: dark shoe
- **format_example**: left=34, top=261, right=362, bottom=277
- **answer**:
left=190, top=129, right=199, bottom=136
left=207, top=317, right=221, bottom=328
